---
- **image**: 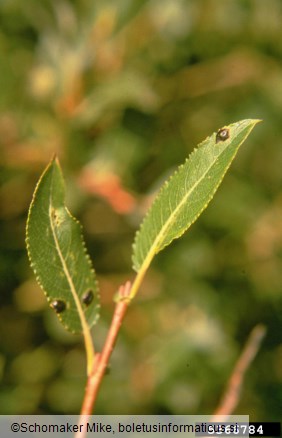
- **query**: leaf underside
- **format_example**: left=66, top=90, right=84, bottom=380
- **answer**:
left=26, top=157, right=100, bottom=333
left=132, top=119, right=260, bottom=273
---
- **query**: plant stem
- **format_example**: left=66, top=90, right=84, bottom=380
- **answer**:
left=211, top=324, right=266, bottom=420
left=129, top=257, right=150, bottom=300
left=84, top=326, right=96, bottom=377
left=80, top=281, right=132, bottom=415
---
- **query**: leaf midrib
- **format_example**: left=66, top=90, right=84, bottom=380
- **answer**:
left=48, top=178, right=89, bottom=338
left=137, top=144, right=224, bottom=271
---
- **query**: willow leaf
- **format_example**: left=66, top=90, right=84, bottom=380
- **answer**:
left=26, top=157, right=100, bottom=334
left=132, top=119, right=260, bottom=273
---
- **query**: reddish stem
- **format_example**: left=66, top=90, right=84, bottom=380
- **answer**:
left=211, top=324, right=266, bottom=420
left=75, top=282, right=131, bottom=438
left=81, top=281, right=131, bottom=415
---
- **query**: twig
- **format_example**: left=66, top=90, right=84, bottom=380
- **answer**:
left=211, top=324, right=266, bottom=421
left=75, top=281, right=132, bottom=438
left=82, top=281, right=132, bottom=414
left=75, top=291, right=265, bottom=438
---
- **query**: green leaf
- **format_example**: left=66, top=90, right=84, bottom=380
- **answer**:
left=132, top=119, right=260, bottom=273
left=26, top=157, right=100, bottom=334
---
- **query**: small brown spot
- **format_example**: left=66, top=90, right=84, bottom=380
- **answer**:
left=216, top=128, right=230, bottom=143
left=50, top=299, right=66, bottom=314
left=82, top=290, right=94, bottom=306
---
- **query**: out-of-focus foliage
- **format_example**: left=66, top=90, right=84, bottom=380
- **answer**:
left=0, top=0, right=281, bottom=418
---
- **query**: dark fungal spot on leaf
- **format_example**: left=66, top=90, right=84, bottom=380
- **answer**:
left=82, top=289, right=94, bottom=306
left=216, top=128, right=230, bottom=143
left=50, top=299, right=66, bottom=314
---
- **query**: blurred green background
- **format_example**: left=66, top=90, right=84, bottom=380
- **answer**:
left=0, top=0, right=281, bottom=418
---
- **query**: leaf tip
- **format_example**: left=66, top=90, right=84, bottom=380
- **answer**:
left=49, top=154, right=62, bottom=172
left=248, top=118, right=263, bottom=126
left=239, top=118, right=262, bottom=128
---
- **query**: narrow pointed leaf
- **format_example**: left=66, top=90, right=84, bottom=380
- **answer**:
left=26, top=157, right=100, bottom=333
left=132, top=119, right=260, bottom=273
